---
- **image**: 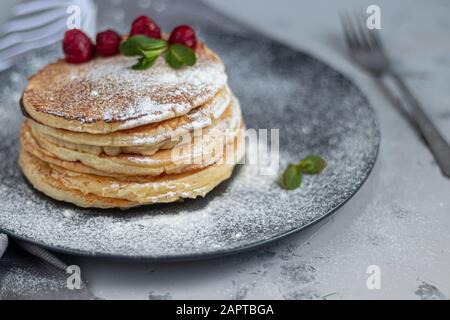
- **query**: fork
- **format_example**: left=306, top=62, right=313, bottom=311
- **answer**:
left=341, top=13, right=450, bottom=177
left=0, top=0, right=96, bottom=71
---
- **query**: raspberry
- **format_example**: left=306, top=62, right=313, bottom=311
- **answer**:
left=63, top=29, right=95, bottom=63
left=130, top=16, right=161, bottom=39
left=96, top=29, right=121, bottom=57
left=168, top=25, right=197, bottom=50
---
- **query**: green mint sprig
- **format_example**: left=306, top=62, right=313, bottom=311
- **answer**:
left=281, top=164, right=302, bottom=190
left=119, top=35, right=197, bottom=70
left=165, top=44, right=197, bottom=69
left=280, top=155, right=327, bottom=190
left=299, top=155, right=327, bottom=174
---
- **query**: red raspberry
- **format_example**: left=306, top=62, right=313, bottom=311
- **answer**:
left=168, top=25, right=197, bottom=50
left=130, top=16, right=161, bottom=39
left=63, top=29, right=95, bottom=63
left=96, top=29, right=121, bottom=57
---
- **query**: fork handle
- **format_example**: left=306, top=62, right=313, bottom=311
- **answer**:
left=387, top=72, right=450, bottom=177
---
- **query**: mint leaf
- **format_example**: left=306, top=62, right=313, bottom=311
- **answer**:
left=120, top=36, right=167, bottom=56
left=280, top=164, right=302, bottom=190
left=165, top=51, right=183, bottom=69
left=132, top=56, right=159, bottom=70
left=120, top=36, right=197, bottom=70
left=279, top=155, right=326, bottom=191
left=165, top=44, right=196, bottom=69
left=141, top=46, right=166, bottom=59
left=299, top=155, right=327, bottom=174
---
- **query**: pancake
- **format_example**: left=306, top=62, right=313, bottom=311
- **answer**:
left=18, top=35, right=246, bottom=209
left=19, top=131, right=244, bottom=208
left=19, top=150, right=139, bottom=208
left=21, top=100, right=243, bottom=176
left=22, top=42, right=227, bottom=134
left=28, top=86, right=233, bottom=156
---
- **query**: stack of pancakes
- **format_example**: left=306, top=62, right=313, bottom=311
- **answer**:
left=19, top=43, right=244, bottom=208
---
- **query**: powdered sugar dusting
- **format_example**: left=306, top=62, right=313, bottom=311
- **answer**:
left=0, top=35, right=378, bottom=259
left=24, top=43, right=227, bottom=128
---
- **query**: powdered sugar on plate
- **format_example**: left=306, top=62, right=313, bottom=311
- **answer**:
left=0, top=34, right=379, bottom=259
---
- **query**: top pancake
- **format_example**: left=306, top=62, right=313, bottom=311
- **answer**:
left=22, top=42, right=227, bottom=134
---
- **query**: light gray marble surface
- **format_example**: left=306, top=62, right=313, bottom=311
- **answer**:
left=65, top=0, right=450, bottom=299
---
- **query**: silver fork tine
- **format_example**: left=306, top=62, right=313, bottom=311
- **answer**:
left=365, top=22, right=383, bottom=52
left=353, top=13, right=372, bottom=50
left=340, top=13, right=351, bottom=48
left=0, top=0, right=97, bottom=72
left=356, top=11, right=384, bottom=52
left=0, top=27, right=66, bottom=62
left=0, top=8, right=66, bottom=36
left=0, top=18, right=66, bottom=50
left=12, top=0, right=65, bottom=17
left=340, top=13, right=358, bottom=50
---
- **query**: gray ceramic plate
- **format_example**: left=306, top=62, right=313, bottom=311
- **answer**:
left=0, top=34, right=379, bottom=260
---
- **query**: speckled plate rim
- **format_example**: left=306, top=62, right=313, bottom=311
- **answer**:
left=0, top=36, right=380, bottom=262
